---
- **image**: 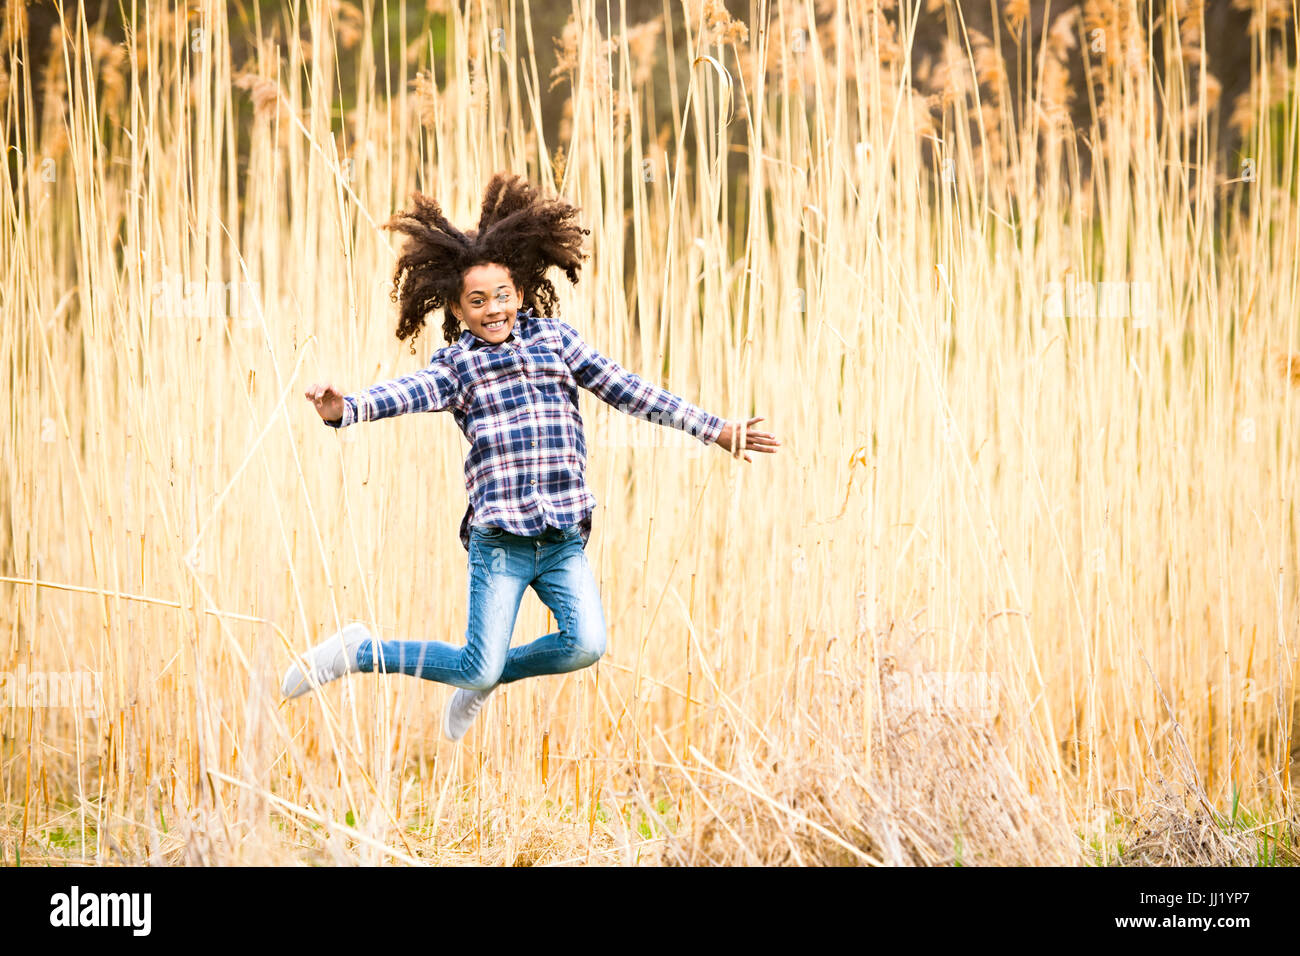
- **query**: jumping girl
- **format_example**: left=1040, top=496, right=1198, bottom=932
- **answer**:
left=281, top=173, right=780, bottom=742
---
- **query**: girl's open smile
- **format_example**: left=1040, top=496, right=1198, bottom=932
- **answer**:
left=455, top=262, right=522, bottom=345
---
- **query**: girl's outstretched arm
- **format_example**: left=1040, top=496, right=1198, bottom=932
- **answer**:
left=551, top=316, right=727, bottom=446
left=550, top=316, right=781, bottom=462
left=306, top=353, right=462, bottom=428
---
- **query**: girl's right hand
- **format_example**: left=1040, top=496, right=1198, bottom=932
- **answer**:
left=306, top=382, right=345, bottom=422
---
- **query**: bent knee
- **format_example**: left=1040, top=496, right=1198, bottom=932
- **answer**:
left=574, top=630, right=606, bottom=668
left=461, top=672, right=500, bottom=692
left=459, top=652, right=504, bottom=691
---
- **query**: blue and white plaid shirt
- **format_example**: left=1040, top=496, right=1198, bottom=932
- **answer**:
left=324, top=308, right=726, bottom=550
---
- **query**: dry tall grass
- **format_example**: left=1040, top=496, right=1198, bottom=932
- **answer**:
left=1, top=0, right=1298, bottom=865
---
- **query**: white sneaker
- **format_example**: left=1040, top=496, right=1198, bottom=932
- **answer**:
left=443, top=686, right=496, bottom=742
left=281, top=622, right=372, bottom=699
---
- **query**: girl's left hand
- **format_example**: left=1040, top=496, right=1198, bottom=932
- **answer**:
left=714, top=417, right=781, bottom=463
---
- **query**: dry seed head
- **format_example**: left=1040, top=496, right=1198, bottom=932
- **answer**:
left=40, top=25, right=70, bottom=161
left=1004, top=0, right=1031, bottom=39
left=1083, top=0, right=1120, bottom=70
left=42, top=23, right=66, bottom=91
left=702, top=0, right=748, bottom=46
left=234, top=71, right=284, bottom=122
left=720, top=19, right=749, bottom=46
left=1176, top=0, right=1205, bottom=47
left=545, top=17, right=623, bottom=131
left=1204, top=69, right=1222, bottom=105
left=1121, top=16, right=1149, bottom=80
left=332, top=0, right=365, bottom=52
left=93, top=33, right=130, bottom=118
left=409, top=70, right=438, bottom=129
left=549, top=14, right=580, bottom=92
left=868, top=5, right=903, bottom=65
left=1083, top=0, right=1115, bottom=35
left=90, top=31, right=114, bottom=62
left=929, top=38, right=974, bottom=111
left=1037, top=34, right=1076, bottom=142
left=909, top=86, right=937, bottom=141
left=42, top=116, right=69, bottom=164
left=2, top=0, right=28, bottom=49
left=682, top=0, right=735, bottom=45
left=551, top=145, right=567, bottom=191
left=1198, top=69, right=1222, bottom=114
left=625, top=19, right=663, bottom=87
left=970, top=28, right=1006, bottom=104
left=1047, top=8, right=1080, bottom=58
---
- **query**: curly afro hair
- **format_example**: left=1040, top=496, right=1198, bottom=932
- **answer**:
left=380, top=172, right=592, bottom=347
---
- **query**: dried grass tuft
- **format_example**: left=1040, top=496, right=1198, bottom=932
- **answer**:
left=1120, top=789, right=1256, bottom=866
left=680, top=618, right=1079, bottom=866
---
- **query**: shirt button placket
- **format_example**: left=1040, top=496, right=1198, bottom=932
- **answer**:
left=517, top=344, right=542, bottom=518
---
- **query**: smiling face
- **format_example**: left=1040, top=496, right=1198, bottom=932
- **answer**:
left=451, top=262, right=523, bottom=345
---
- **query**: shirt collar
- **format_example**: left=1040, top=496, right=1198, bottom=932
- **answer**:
left=457, top=307, right=535, bottom=352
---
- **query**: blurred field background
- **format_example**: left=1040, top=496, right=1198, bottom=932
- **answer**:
left=1, top=0, right=1298, bottom=865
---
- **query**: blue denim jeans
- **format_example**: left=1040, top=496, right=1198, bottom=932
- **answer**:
left=355, top=523, right=607, bottom=690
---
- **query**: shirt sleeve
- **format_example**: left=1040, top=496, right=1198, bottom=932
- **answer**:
left=323, top=353, right=462, bottom=429
left=551, top=317, right=726, bottom=447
